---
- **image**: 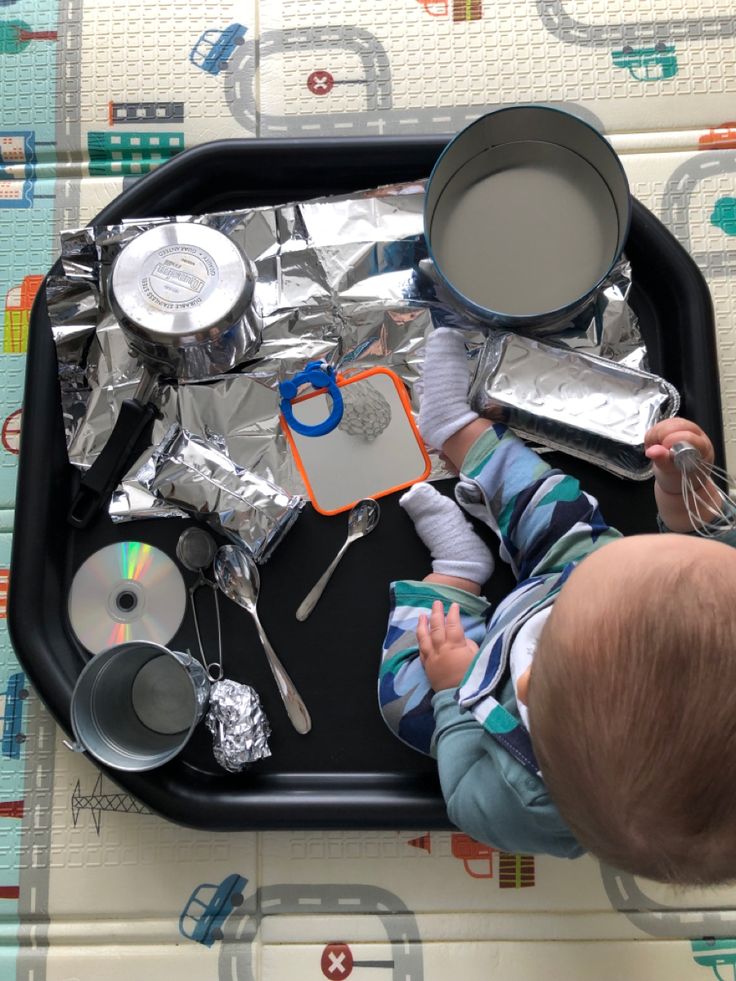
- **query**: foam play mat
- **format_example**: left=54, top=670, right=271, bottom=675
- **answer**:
left=4, top=2, right=736, bottom=979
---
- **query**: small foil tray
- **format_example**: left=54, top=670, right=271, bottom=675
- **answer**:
left=9, top=138, right=724, bottom=831
left=469, top=332, right=680, bottom=480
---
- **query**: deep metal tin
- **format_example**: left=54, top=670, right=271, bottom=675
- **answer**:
left=69, top=642, right=210, bottom=772
left=424, top=105, right=631, bottom=331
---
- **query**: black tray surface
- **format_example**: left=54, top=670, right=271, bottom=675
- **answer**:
left=8, top=138, right=723, bottom=830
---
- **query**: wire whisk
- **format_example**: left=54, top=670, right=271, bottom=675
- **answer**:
left=670, top=441, right=736, bottom=537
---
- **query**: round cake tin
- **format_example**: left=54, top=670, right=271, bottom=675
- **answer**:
left=424, top=105, right=631, bottom=331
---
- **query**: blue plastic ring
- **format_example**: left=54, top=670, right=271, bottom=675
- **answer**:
left=278, top=362, right=344, bottom=437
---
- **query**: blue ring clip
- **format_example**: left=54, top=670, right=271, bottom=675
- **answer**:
left=278, top=361, right=344, bottom=437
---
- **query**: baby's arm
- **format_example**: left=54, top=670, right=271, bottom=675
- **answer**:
left=387, top=591, right=580, bottom=854
left=454, top=425, right=621, bottom=581
left=645, top=418, right=721, bottom=533
left=432, top=693, right=583, bottom=857
left=418, top=328, right=621, bottom=581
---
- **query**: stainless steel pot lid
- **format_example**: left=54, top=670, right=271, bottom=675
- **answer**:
left=109, top=222, right=254, bottom=348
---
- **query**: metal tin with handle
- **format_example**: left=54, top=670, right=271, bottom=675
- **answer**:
left=68, top=642, right=210, bottom=772
left=68, top=221, right=261, bottom=528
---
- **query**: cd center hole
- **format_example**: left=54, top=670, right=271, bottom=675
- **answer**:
left=116, top=590, right=137, bottom=613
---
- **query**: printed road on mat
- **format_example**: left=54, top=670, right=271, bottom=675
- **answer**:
left=4, top=1, right=736, bottom=979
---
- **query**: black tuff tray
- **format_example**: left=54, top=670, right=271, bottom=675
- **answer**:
left=9, top=138, right=724, bottom=830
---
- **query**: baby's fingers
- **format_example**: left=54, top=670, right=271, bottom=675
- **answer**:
left=646, top=420, right=713, bottom=463
left=645, top=443, right=682, bottom=479
left=645, top=444, right=670, bottom=463
left=445, top=603, right=466, bottom=646
left=416, top=614, right=433, bottom=661
left=645, top=417, right=704, bottom=450
left=664, top=430, right=713, bottom=465
left=429, top=600, right=447, bottom=645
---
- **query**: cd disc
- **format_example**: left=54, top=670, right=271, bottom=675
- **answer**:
left=68, top=542, right=187, bottom=654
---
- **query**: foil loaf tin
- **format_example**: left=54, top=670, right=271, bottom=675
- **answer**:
left=469, top=332, right=680, bottom=479
left=47, top=181, right=658, bottom=528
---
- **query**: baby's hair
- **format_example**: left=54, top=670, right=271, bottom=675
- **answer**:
left=528, top=550, right=736, bottom=886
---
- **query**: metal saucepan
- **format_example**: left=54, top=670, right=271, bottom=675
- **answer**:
left=68, top=221, right=261, bottom=528
left=424, top=104, right=631, bottom=334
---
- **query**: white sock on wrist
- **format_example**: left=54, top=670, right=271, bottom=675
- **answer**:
left=400, top=482, right=494, bottom=585
left=417, top=327, right=478, bottom=451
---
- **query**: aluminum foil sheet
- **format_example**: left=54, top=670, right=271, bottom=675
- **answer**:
left=469, top=332, right=680, bottom=480
left=139, top=425, right=304, bottom=562
left=47, top=181, right=650, bottom=522
left=205, top=678, right=271, bottom=771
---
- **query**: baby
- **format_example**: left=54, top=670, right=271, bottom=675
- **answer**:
left=379, top=327, right=736, bottom=885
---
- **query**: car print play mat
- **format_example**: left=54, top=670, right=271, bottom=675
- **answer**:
left=4, top=1, right=736, bottom=979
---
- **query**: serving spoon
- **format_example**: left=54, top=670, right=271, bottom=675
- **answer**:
left=214, top=545, right=311, bottom=735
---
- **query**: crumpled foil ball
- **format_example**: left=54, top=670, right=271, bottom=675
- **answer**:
left=205, top=678, right=271, bottom=772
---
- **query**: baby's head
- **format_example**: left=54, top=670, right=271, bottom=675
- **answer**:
left=527, top=533, right=736, bottom=885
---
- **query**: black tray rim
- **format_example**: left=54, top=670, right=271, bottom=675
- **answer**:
left=8, top=136, right=724, bottom=830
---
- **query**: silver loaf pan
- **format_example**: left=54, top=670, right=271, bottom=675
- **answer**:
left=469, top=331, right=680, bottom=480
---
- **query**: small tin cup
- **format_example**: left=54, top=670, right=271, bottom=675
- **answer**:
left=424, top=105, right=631, bottom=333
left=69, top=642, right=210, bottom=771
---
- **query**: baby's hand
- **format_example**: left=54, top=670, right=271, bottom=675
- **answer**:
left=417, top=600, right=479, bottom=692
left=644, top=417, right=714, bottom=496
left=644, top=417, right=718, bottom=532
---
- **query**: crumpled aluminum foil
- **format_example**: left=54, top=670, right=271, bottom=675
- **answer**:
left=205, top=678, right=271, bottom=771
left=47, top=181, right=649, bottom=520
left=469, top=332, right=680, bottom=479
left=138, top=425, right=303, bottom=563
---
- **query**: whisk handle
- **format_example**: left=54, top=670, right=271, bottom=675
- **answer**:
left=670, top=441, right=701, bottom=473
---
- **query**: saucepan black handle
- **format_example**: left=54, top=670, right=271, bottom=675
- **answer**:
left=67, top=398, right=158, bottom=529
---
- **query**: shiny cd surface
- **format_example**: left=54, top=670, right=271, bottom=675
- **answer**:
left=68, top=542, right=186, bottom=654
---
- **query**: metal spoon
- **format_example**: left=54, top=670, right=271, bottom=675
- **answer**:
left=296, top=498, right=381, bottom=622
left=213, top=545, right=311, bottom=735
